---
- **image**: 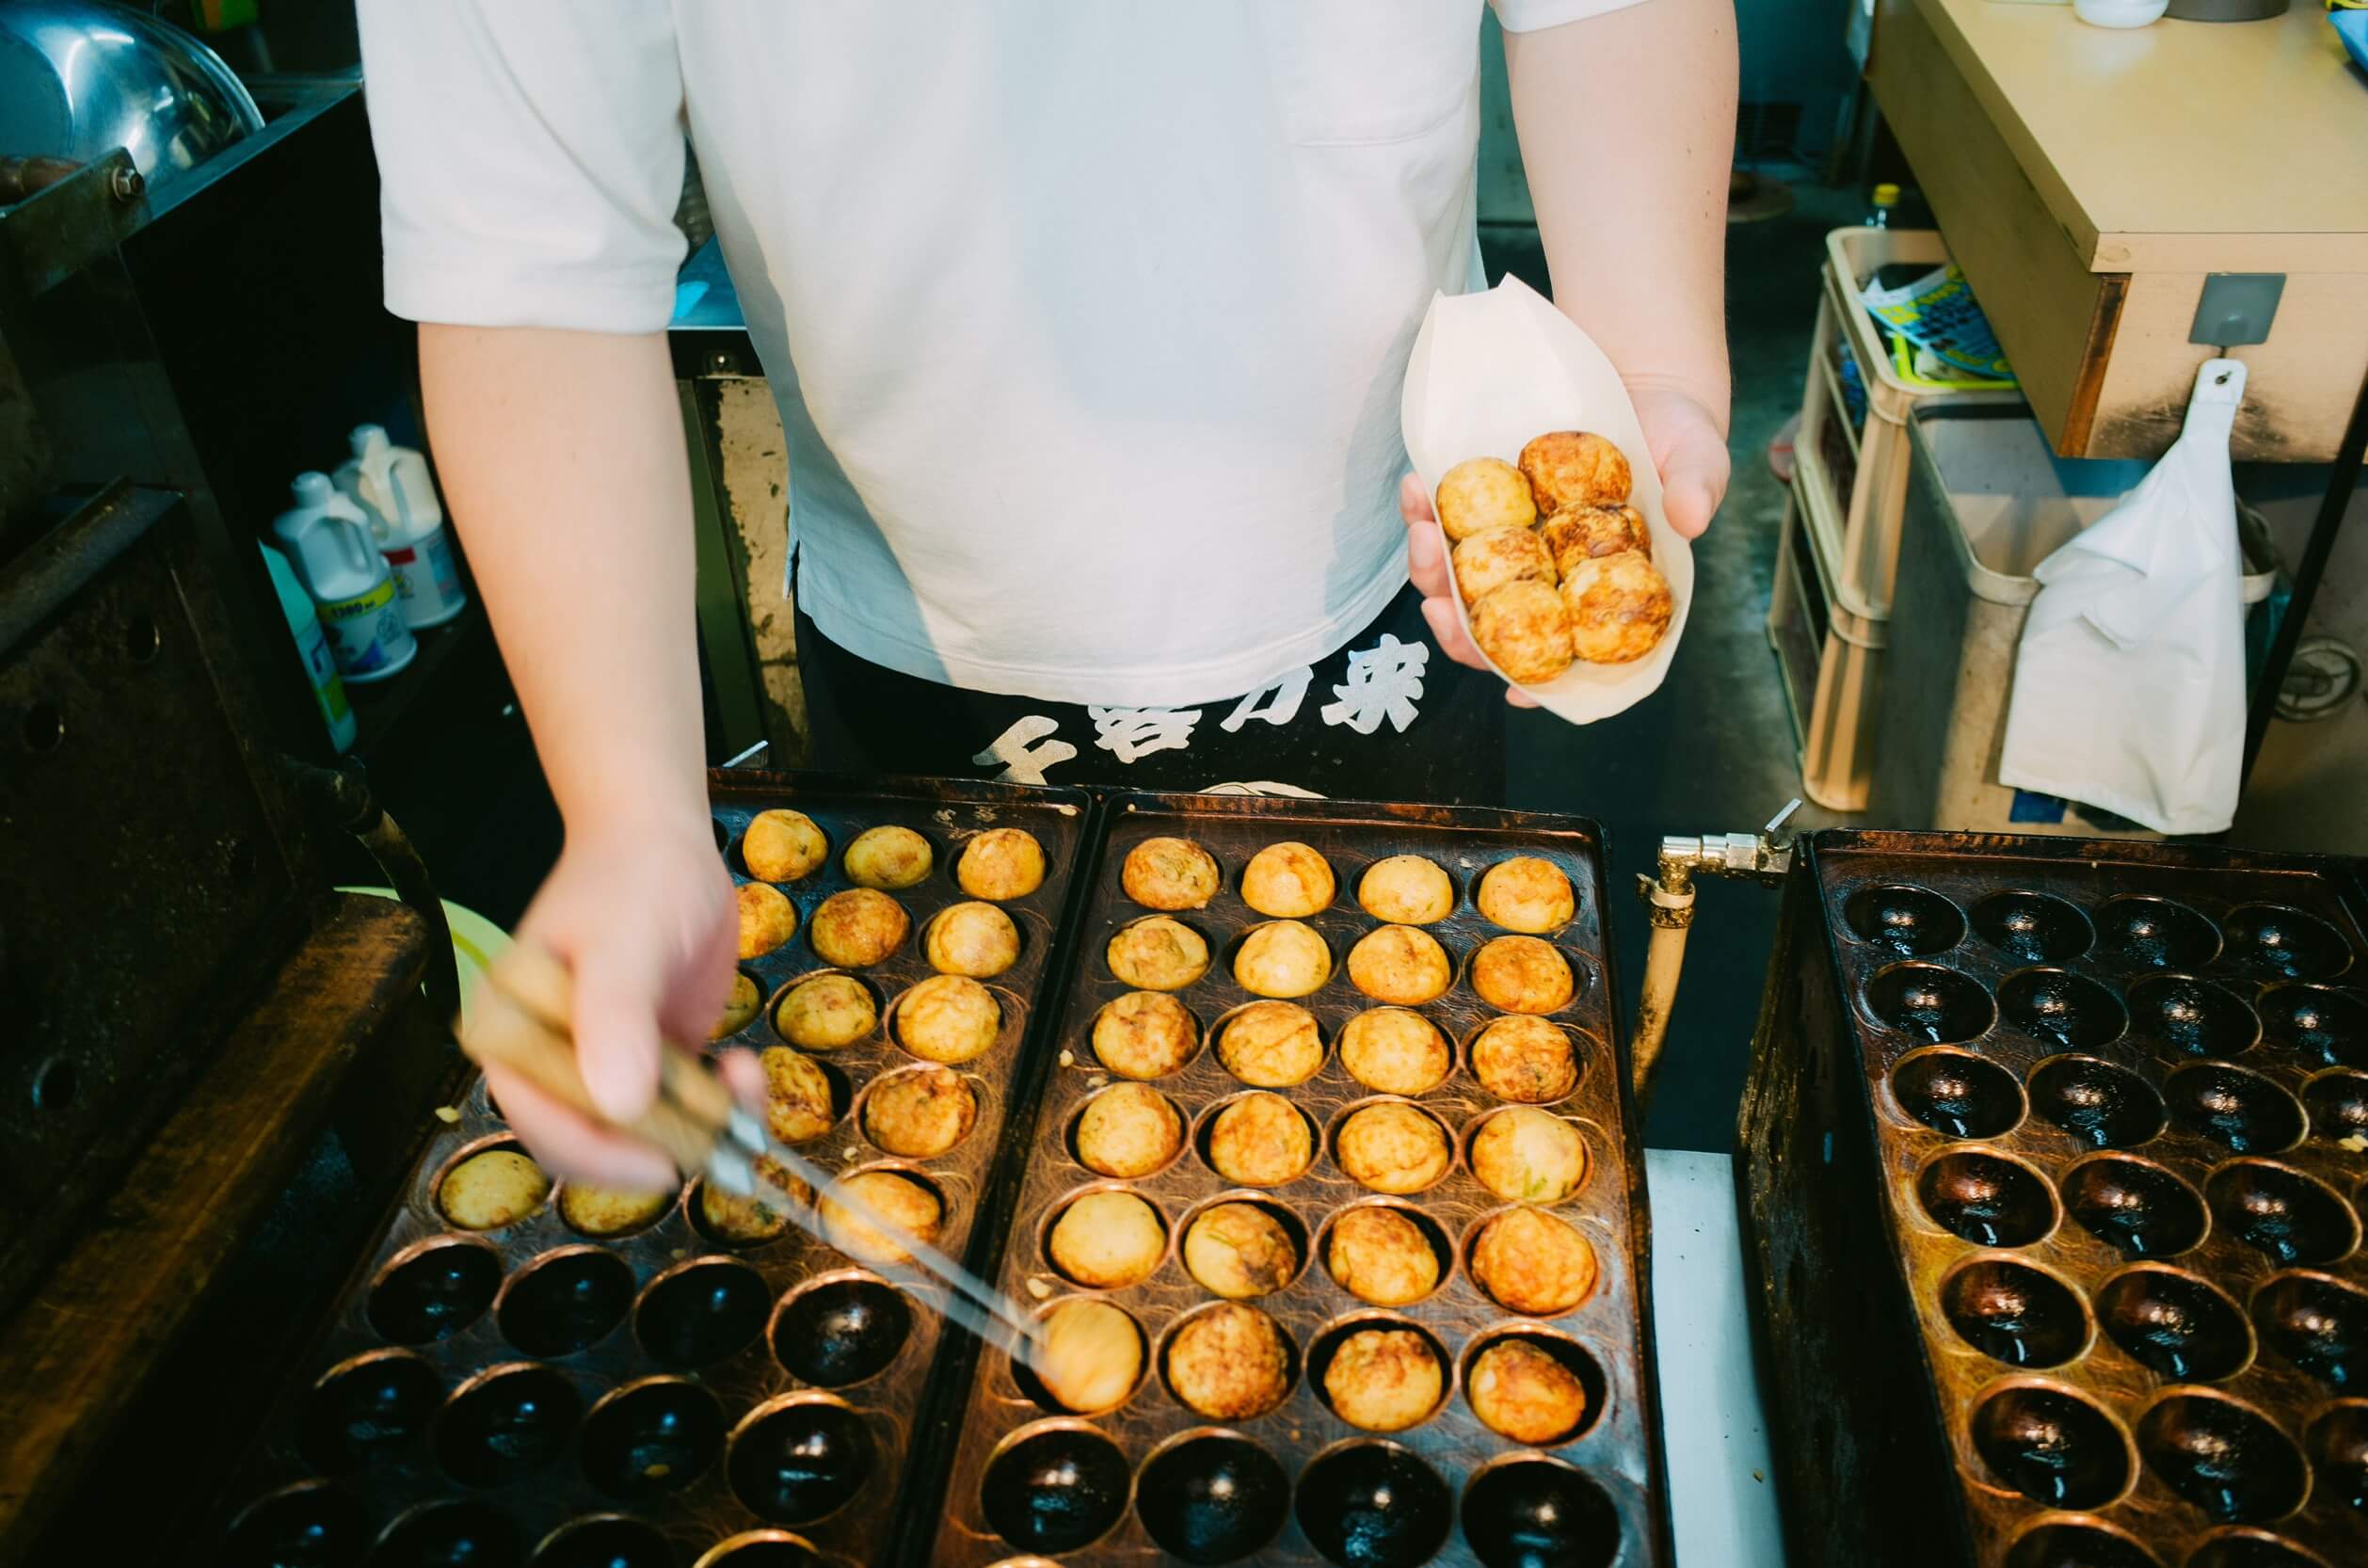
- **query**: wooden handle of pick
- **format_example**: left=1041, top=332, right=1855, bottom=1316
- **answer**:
left=458, top=942, right=740, bottom=1177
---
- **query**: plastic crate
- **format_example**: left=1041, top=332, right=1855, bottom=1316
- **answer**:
left=1768, top=452, right=1886, bottom=812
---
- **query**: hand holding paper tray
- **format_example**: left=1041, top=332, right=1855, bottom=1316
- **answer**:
left=1400, top=276, right=1695, bottom=724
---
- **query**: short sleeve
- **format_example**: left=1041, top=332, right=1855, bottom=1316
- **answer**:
left=1490, top=0, right=1654, bottom=29
left=356, top=0, right=688, bottom=332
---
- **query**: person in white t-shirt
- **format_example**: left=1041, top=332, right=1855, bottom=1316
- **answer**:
left=355, top=1, right=1735, bottom=1183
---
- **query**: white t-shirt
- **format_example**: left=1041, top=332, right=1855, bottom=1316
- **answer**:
left=358, top=0, right=1631, bottom=706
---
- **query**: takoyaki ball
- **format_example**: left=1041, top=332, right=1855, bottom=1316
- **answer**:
left=1357, top=855, right=1456, bottom=925
left=440, top=1149, right=550, bottom=1230
left=1470, top=1016, right=1580, bottom=1104
left=1075, top=1083, right=1186, bottom=1179
left=711, top=971, right=762, bottom=1039
left=862, top=1066, right=977, bottom=1159
left=558, top=1182, right=674, bottom=1239
left=1090, top=991, right=1200, bottom=1080
left=1562, top=551, right=1674, bottom=665
left=894, top=974, right=1001, bottom=1064
left=760, top=1046, right=838, bottom=1144
left=1436, top=456, right=1537, bottom=542
left=1477, top=857, right=1576, bottom=935
left=1208, top=1093, right=1315, bottom=1187
left=1183, top=1202, right=1300, bottom=1300
left=1108, top=917, right=1211, bottom=991
left=1166, top=1304, right=1291, bottom=1420
left=1122, top=837, right=1220, bottom=911
left=1346, top=925, right=1453, bottom=1007
left=1232, top=920, right=1332, bottom=1000
left=1540, top=503, right=1650, bottom=580
left=1471, top=581, right=1576, bottom=686
left=1335, top=1104, right=1451, bottom=1195
left=737, top=882, right=798, bottom=960
left=1518, top=430, right=1632, bottom=514
left=1468, top=1340, right=1591, bottom=1445
left=1453, top=525, right=1555, bottom=608
left=955, top=827, right=1045, bottom=902
left=700, top=1179, right=796, bottom=1245
left=742, top=808, right=827, bottom=883
left=842, top=824, right=933, bottom=890
left=1471, top=936, right=1576, bottom=1015
left=1471, top=1207, right=1598, bottom=1315
left=1215, top=1000, right=1324, bottom=1088
left=808, top=888, right=908, bottom=968
left=1338, top=1008, right=1452, bottom=1096
left=776, top=972, right=878, bottom=1050
left=1036, top=1298, right=1142, bottom=1416
left=820, top=1170, right=943, bottom=1266
left=1326, top=1207, right=1441, bottom=1307
left=1048, top=1190, right=1166, bottom=1289
left=1240, top=840, right=1336, bottom=918
left=1324, top=1329, right=1443, bottom=1433
left=1471, top=1108, right=1588, bottom=1205
left=924, top=900, right=1020, bottom=979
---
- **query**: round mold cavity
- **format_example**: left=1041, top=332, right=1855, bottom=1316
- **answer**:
left=633, top=1256, right=769, bottom=1368
left=1039, top=1182, right=1173, bottom=1288
left=1133, top=1430, right=1292, bottom=1564
left=430, top=1134, right=550, bottom=1232
left=580, top=1377, right=727, bottom=1499
left=371, top=1499, right=521, bottom=1568
left=1864, top=963, right=1995, bottom=1045
left=1973, top=892, right=2094, bottom=965
left=1321, top=1097, right=1458, bottom=1196
left=1294, top=1440, right=1454, bottom=1568
left=2206, top=1160, right=2360, bottom=1268
left=691, top=1533, right=824, bottom=1568
left=2135, top=1391, right=2308, bottom=1526
left=727, top=1394, right=876, bottom=1527
left=1176, top=1192, right=1310, bottom=1298
left=496, top=1246, right=636, bottom=1358
left=2027, top=1056, right=2167, bottom=1150
left=1064, top=1081, right=1190, bottom=1180
left=2061, top=1156, right=2210, bottom=1259
left=1011, top=1296, right=1148, bottom=1416
left=2223, top=905, right=2351, bottom=983
left=2303, top=1400, right=2368, bottom=1512
left=2165, top=1064, right=2307, bottom=1154
left=1193, top=1090, right=1322, bottom=1188
left=1304, top=1313, right=1452, bottom=1432
left=1891, top=1048, right=2025, bottom=1140
left=2250, top=1272, right=2368, bottom=1388
left=1916, top=1149, right=2059, bottom=1248
left=1842, top=884, right=1967, bottom=957
left=2096, top=897, right=2220, bottom=971
left=1967, top=1382, right=2135, bottom=1511
left=2001, top=1517, right=2164, bottom=1568
left=769, top=1272, right=915, bottom=1389
left=1312, top=1197, right=1456, bottom=1308
left=980, top=1419, right=1132, bottom=1557
left=2258, top=984, right=2368, bottom=1068
left=1460, top=1454, right=1623, bottom=1568
left=1156, top=1300, right=1302, bottom=1421
left=2303, top=1069, right=2368, bottom=1143
left=1457, top=1327, right=1610, bottom=1447
left=220, top=1481, right=374, bottom=1568
left=434, top=1362, right=582, bottom=1487
left=2000, top=969, right=2127, bottom=1051
left=297, top=1350, right=442, bottom=1475
left=2128, top=975, right=2261, bottom=1058
left=2184, top=1532, right=2335, bottom=1568
left=527, top=1515, right=675, bottom=1568
left=365, top=1237, right=502, bottom=1345
left=1939, top=1256, right=2092, bottom=1368
left=2094, top=1267, right=2253, bottom=1383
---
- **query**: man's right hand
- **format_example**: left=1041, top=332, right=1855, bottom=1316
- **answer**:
left=488, top=817, right=752, bottom=1191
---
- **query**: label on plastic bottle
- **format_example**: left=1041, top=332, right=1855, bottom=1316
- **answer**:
left=319, top=578, right=402, bottom=674
left=383, top=530, right=467, bottom=627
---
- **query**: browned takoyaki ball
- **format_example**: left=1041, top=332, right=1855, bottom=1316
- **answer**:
left=1335, top=1103, right=1451, bottom=1194
left=1325, top=1205, right=1442, bottom=1306
left=1477, top=856, right=1576, bottom=935
left=1468, top=1338, right=1592, bottom=1444
left=862, top=1065, right=977, bottom=1159
left=1436, top=456, right=1537, bottom=542
left=1122, top=836, right=1220, bottom=910
left=808, top=888, right=908, bottom=968
left=1470, top=1015, right=1580, bottom=1104
left=1518, top=430, right=1632, bottom=514
left=439, top=1149, right=549, bottom=1231
left=737, top=882, right=798, bottom=960
left=1323, top=1328, right=1444, bottom=1432
left=1470, top=1206, right=1597, bottom=1315
left=711, top=971, right=762, bottom=1039
left=1239, top=840, right=1336, bottom=918
left=820, top=1170, right=943, bottom=1266
left=760, top=1046, right=838, bottom=1144
left=1074, top=1082, right=1186, bottom=1178
left=742, top=808, right=827, bottom=883
left=700, top=1179, right=796, bottom=1245
left=1048, top=1190, right=1166, bottom=1289
left=1165, top=1304, right=1291, bottom=1420
left=955, top=827, right=1046, bottom=901
left=776, top=972, right=878, bottom=1049
left=1215, top=1001, right=1324, bottom=1088
left=1233, top=920, right=1332, bottom=1000
left=1090, top=991, right=1200, bottom=1080
left=1453, top=525, right=1555, bottom=608
left=1035, top=1298, right=1143, bottom=1415
left=1208, top=1093, right=1316, bottom=1187
left=1346, top=925, right=1453, bottom=1007
left=1471, top=935, right=1576, bottom=1015
left=1357, top=855, right=1456, bottom=925
left=894, top=974, right=1001, bottom=1064
left=1108, top=916, right=1211, bottom=991
left=1540, top=503, right=1650, bottom=579
left=1562, top=551, right=1674, bottom=665
left=1338, top=1008, right=1451, bottom=1096
left=558, top=1182, right=674, bottom=1239
left=1470, top=1107, right=1588, bottom=1205
left=1183, top=1202, right=1301, bottom=1300
left=842, top=824, right=933, bottom=890
left=924, top=901, right=1020, bottom=978
left=1471, top=581, right=1575, bottom=686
